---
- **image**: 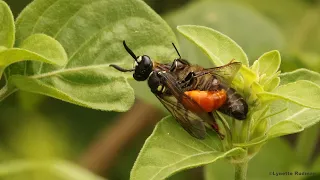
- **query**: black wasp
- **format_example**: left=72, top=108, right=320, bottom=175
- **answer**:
left=110, top=41, right=248, bottom=139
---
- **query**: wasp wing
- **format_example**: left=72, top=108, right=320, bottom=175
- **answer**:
left=196, top=61, right=242, bottom=84
left=157, top=72, right=218, bottom=134
left=156, top=94, right=206, bottom=139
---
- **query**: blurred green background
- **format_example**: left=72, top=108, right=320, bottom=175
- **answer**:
left=1, top=0, right=320, bottom=179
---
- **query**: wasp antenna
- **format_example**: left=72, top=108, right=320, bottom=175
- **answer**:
left=172, top=42, right=181, bottom=59
left=110, top=64, right=135, bottom=72
left=123, top=40, right=138, bottom=62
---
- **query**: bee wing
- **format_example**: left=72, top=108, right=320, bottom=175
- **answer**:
left=156, top=94, right=206, bottom=139
left=196, top=61, right=242, bottom=84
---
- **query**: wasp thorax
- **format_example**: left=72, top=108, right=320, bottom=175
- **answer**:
left=133, top=55, right=153, bottom=81
left=148, top=72, right=163, bottom=94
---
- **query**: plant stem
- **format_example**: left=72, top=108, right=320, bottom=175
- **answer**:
left=234, top=161, right=248, bottom=180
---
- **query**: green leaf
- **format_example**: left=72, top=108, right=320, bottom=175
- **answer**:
left=131, top=116, right=245, bottom=180
left=267, top=120, right=304, bottom=138
left=19, top=33, right=67, bottom=66
left=0, top=34, right=67, bottom=78
left=0, top=0, right=14, bottom=48
left=280, top=68, right=320, bottom=85
left=0, top=46, right=6, bottom=52
left=256, top=50, right=281, bottom=77
left=266, top=69, right=320, bottom=135
left=257, top=80, right=320, bottom=109
left=240, top=66, right=258, bottom=86
left=12, top=0, right=177, bottom=110
left=238, top=66, right=258, bottom=101
left=260, top=70, right=320, bottom=138
left=234, top=136, right=268, bottom=147
left=165, top=1, right=284, bottom=65
left=10, top=74, right=134, bottom=112
left=0, top=160, right=106, bottom=180
left=177, top=25, right=248, bottom=66
left=264, top=76, right=280, bottom=92
left=269, top=100, right=320, bottom=129
left=205, top=138, right=296, bottom=180
left=249, top=105, right=269, bottom=133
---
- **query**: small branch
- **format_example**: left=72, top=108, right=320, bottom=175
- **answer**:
left=78, top=99, right=164, bottom=175
left=234, top=161, right=248, bottom=180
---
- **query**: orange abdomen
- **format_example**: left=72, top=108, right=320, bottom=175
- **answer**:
left=184, top=90, right=227, bottom=112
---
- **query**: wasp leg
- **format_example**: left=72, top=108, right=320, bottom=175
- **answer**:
left=170, top=58, right=191, bottom=72
left=208, top=112, right=225, bottom=140
left=179, top=71, right=195, bottom=83
left=169, top=59, right=178, bottom=72
left=178, top=71, right=196, bottom=89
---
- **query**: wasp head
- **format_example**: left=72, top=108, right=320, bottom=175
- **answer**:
left=109, top=41, right=154, bottom=81
left=133, top=55, right=153, bottom=81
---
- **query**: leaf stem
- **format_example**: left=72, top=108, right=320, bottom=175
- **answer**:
left=234, top=161, right=248, bottom=180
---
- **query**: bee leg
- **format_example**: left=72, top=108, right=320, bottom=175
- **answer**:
left=208, top=112, right=225, bottom=140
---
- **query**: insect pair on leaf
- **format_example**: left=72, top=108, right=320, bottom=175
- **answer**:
left=110, top=41, right=248, bottom=140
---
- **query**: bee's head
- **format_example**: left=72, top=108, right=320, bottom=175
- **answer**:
left=109, top=41, right=153, bottom=81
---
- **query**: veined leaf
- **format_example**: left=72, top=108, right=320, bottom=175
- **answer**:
left=0, top=0, right=14, bottom=48
left=11, top=0, right=177, bottom=111
left=0, top=34, right=67, bottom=78
left=257, top=80, right=320, bottom=109
left=177, top=25, right=248, bottom=66
left=234, top=136, right=268, bottom=147
left=266, top=69, right=320, bottom=139
left=165, top=1, right=284, bottom=65
left=267, top=120, right=303, bottom=138
left=256, top=50, right=280, bottom=77
left=10, top=74, right=133, bottom=112
left=264, top=77, right=280, bottom=92
left=269, top=100, right=320, bottom=129
left=19, top=34, right=67, bottom=66
left=240, top=65, right=257, bottom=85
left=130, top=116, right=245, bottom=180
left=279, top=68, right=320, bottom=85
